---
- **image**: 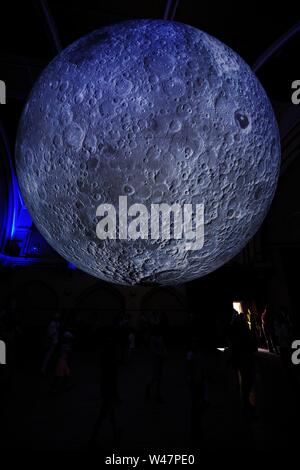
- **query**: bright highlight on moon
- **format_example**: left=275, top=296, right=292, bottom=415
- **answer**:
left=15, top=20, right=280, bottom=285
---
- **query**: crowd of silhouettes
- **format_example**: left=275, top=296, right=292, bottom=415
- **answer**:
left=0, top=296, right=299, bottom=449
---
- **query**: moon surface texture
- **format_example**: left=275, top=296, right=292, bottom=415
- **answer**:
left=15, top=20, right=280, bottom=285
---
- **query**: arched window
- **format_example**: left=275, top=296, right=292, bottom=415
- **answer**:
left=74, top=284, right=125, bottom=327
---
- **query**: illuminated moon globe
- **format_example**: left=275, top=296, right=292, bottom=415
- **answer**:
left=15, top=20, right=280, bottom=285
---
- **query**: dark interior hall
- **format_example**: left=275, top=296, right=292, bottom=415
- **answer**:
left=1, top=0, right=300, bottom=451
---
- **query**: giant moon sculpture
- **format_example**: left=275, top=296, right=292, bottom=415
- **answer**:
left=15, top=20, right=280, bottom=285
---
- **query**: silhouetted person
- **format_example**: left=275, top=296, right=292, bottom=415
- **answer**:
left=139, top=311, right=150, bottom=347
left=275, top=308, right=295, bottom=383
left=187, top=337, right=209, bottom=444
left=61, top=329, right=75, bottom=354
left=41, top=313, right=61, bottom=374
left=261, top=307, right=278, bottom=354
left=145, top=325, right=166, bottom=403
left=52, top=351, right=71, bottom=393
left=0, top=302, right=20, bottom=386
left=228, top=310, right=257, bottom=418
left=117, top=311, right=130, bottom=363
left=89, top=330, right=121, bottom=446
left=127, top=330, right=135, bottom=362
left=0, top=312, right=10, bottom=446
left=52, top=330, right=74, bottom=393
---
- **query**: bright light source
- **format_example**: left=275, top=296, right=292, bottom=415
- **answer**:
left=233, top=301, right=242, bottom=314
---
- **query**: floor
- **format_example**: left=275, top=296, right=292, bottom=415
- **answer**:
left=1, top=347, right=299, bottom=450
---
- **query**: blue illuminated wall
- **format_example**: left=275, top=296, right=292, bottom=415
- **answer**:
left=0, top=125, right=64, bottom=267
